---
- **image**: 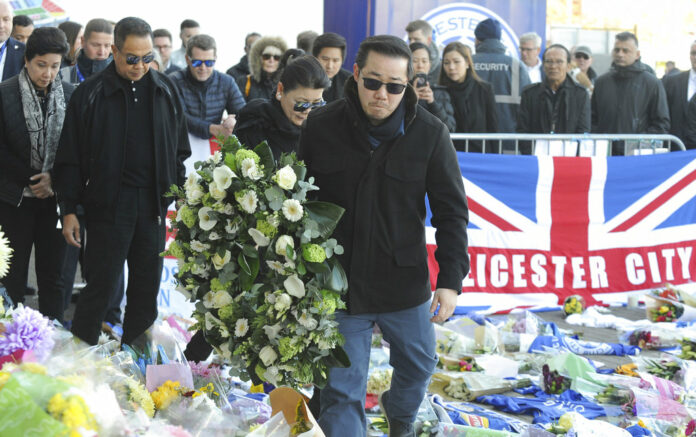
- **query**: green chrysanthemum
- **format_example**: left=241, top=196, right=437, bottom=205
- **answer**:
left=218, top=304, right=236, bottom=324
left=278, top=336, right=305, bottom=362
left=166, top=241, right=185, bottom=260
left=302, top=244, right=326, bottom=263
left=178, top=205, right=197, bottom=229
left=256, top=219, right=278, bottom=238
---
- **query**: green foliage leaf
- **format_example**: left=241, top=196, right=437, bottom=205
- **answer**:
left=292, top=164, right=307, bottom=182
left=238, top=253, right=260, bottom=290
left=304, top=201, right=345, bottom=239
left=254, top=141, right=275, bottom=173
left=243, top=244, right=259, bottom=258
left=306, top=261, right=330, bottom=274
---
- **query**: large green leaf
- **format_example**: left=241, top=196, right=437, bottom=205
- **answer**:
left=304, top=201, right=345, bottom=239
left=320, top=257, right=348, bottom=293
left=254, top=141, right=275, bottom=173
left=306, top=260, right=330, bottom=274
left=238, top=253, right=260, bottom=290
left=292, top=164, right=307, bottom=182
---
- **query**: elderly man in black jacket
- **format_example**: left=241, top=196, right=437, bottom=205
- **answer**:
left=591, top=32, right=670, bottom=154
left=299, top=35, right=469, bottom=437
left=54, top=17, right=191, bottom=346
left=518, top=44, right=590, bottom=144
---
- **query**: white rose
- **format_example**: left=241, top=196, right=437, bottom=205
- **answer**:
left=248, top=228, right=270, bottom=247
left=212, top=290, right=233, bottom=308
left=198, top=207, right=217, bottom=231
left=184, top=172, right=199, bottom=190
left=275, top=165, right=297, bottom=190
left=274, top=293, right=292, bottom=312
left=284, top=274, right=305, bottom=298
left=190, top=240, right=209, bottom=252
left=209, top=182, right=227, bottom=201
left=213, top=165, right=236, bottom=189
left=212, top=250, right=231, bottom=270
left=282, top=199, right=304, bottom=222
left=263, top=323, right=283, bottom=341
left=275, top=235, right=295, bottom=257
left=186, top=185, right=204, bottom=205
left=297, top=311, right=318, bottom=330
left=259, top=345, right=278, bottom=366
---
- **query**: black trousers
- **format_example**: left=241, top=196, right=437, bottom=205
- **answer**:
left=0, top=196, right=66, bottom=321
left=71, top=186, right=165, bottom=345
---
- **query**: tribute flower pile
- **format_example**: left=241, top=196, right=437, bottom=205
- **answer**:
left=164, top=136, right=350, bottom=389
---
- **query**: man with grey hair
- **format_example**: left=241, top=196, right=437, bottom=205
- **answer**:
left=519, top=32, right=543, bottom=83
left=405, top=19, right=440, bottom=84
left=0, top=0, right=25, bottom=80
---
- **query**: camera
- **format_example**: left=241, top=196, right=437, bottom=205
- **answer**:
left=414, top=73, right=428, bottom=88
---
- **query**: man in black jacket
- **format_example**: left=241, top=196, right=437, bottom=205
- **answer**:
left=518, top=44, right=590, bottom=142
left=54, top=17, right=191, bottom=346
left=591, top=32, right=670, bottom=154
left=59, top=18, right=113, bottom=85
left=663, top=41, right=696, bottom=147
left=299, top=35, right=469, bottom=437
left=0, top=0, right=25, bottom=81
left=226, top=32, right=260, bottom=82
left=312, top=32, right=351, bottom=103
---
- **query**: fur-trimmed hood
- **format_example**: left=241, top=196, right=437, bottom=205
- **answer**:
left=248, top=36, right=288, bottom=82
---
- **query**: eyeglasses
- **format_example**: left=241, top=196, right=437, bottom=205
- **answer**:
left=293, top=100, right=326, bottom=112
left=125, top=53, right=155, bottom=65
left=361, top=77, right=407, bottom=94
left=262, top=53, right=281, bottom=61
left=574, top=53, right=589, bottom=60
left=191, top=59, right=216, bottom=67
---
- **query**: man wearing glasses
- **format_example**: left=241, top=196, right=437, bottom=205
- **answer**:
left=299, top=35, right=469, bottom=437
left=54, top=17, right=191, bottom=346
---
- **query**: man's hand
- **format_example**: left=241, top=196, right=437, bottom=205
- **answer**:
left=415, top=83, right=435, bottom=104
left=209, top=123, right=232, bottom=138
left=62, top=213, right=81, bottom=248
left=221, top=114, right=236, bottom=134
left=29, top=172, right=54, bottom=198
left=430, top=288, right=458, bottom=323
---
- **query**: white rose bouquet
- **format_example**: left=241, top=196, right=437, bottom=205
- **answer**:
left=164, top=136, right=349, bottom=389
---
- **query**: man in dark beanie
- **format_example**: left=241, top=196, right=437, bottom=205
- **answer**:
left=472, top=18, right=530, bottom=134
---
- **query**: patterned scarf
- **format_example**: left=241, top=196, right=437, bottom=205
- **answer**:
left=18, top=67, right=65, bottom=173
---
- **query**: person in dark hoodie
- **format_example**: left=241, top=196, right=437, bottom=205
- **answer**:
left=234, top=54, right=329, bottom=160
left=59, top=18, right=112, bottom=85
left=406, top=19, right=441, bottom=85
left=237, top=36, right=288, bottom=102
left=471, top=18, right=531, bottom=133
left=591, top=32, right=669, bottom=154
left=312, top=32, right=351, bottom=103
left=226, top=32, right=260, bottom=82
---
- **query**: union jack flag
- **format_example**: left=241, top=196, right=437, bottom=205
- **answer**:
left=426, top=151, right=696, bottom=311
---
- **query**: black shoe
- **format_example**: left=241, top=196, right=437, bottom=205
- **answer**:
left=24, top=285, right=36, bottom=296
left=378, top=390, right=415, bottom=437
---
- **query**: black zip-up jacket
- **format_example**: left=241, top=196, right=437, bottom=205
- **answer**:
left=54, top=63, right=191, bottom=222
left=517, top=75, right=590, bottom=134
left=298, top=78, right=469, bottom=314
left=234, top=98, right=300, bottom=160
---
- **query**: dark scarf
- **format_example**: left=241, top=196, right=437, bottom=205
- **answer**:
left=366, top=99, right=406, bottom=148
left=76, top=50, right=112, bottom=79
left=447, top=73, right=476, bottom=129
left=610, top=61, right=646, bottom=79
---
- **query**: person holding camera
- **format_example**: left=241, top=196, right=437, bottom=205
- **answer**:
left=439, top=42, right=498, bottom=152
left=410, top=42, right=455, bottom=132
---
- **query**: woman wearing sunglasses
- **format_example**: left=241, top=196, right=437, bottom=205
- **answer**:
left=0, top=27, right=74, bottom=321
left=236, top=36, right=288, bottom=102
left=234, top=54, right=329, bottom=160
left=439, top=42, right=498, bottom=152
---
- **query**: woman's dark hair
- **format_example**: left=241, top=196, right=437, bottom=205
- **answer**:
left=312, top=32, right=347, bottom=60
left=279, top=48, right=305, bottom=71
left=58, top=21, right=82, bottom=49
left=279, top=54, right=330, bottom=92
left=355, top=35, right=413, bottom=80
left=114, top=17, right=152, bottom=50
left=25, top=27, right=69, bottom=62
left=438, top=41, right=481, bottom=86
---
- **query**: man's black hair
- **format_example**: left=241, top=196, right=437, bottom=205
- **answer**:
left=355, top=35, right=413, bottom=80
left=13, top=15, right=33, bottom=27
left=186, top=34, right=216, bottom=57
left=312, top=32, right=346, bottom=60
left=84, top=18, right=113, bottom=41
left=543, top=43, right=571, bottom=63
left=25, top=26, right=69, bottom=61
left=114, top=17, right=152, bottom=50
left=615, top=31, right=639, bottom=47
left=153, top=28, right=172, bottom=43
left=180, top=19, right=200, bottom=31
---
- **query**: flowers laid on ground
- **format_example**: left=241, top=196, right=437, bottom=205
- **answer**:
left=542, top=364, right=571, bottom=394
left=680, top=339, right=696, bottom=361
left=628, top=330, right=660, bottom=349
left=366, top=368, right=392, bottom=395
left=563, top=295, right=585, bottom=316
left=594, top=384, right=633, bottom=406
left=164, top=136, right=350, bottom=389
left=649, top=302, right=683, bottom=323
left=644, top=359, right=682, bottom=381
left=0, top=304, right=55, bottom=361
left=47, top=392, right=98, bottom=435
left=439, top=356, right=482, bottom=372
left=616, top=363, right=640, bottom=378
left=0, top=225, right=12, bottom=279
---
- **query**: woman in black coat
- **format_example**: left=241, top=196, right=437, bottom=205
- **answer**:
left=0, top=27, right=74, bottom=321
left=439, top=42, right=498, bottom=152
left=409, top=42, right=456, bottom=132
left=234, top=53, right=330, bottom=159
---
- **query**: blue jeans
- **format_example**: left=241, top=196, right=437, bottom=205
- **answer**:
left=318, top=300, right=437, bottom=437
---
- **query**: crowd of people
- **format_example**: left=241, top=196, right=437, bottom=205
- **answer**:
left=1, top=4, right=696, bottom=436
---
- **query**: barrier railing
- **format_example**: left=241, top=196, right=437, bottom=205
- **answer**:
left=449, top=133, right=687, bottom=156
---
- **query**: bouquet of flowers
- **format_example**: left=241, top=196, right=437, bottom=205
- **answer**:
left=594, top=384, right=633, bottom=406
left=644, top=359, right=683, bottom=381
left=563, top=295, right=585, bottom=316
left=542, top=364, right=571, bottom=395
left=0, top=304, right=55, bottom=363
left=680, top=339, right=696, bottom=361
left=0, top=225, right=12, bottom=280
left=164, top=136, right=350, bottom=389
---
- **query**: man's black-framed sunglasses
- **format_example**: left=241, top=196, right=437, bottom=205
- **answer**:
left=125, top=53, right=155, bottom=65
left=191, top=59, right=216, bottom=67
left=293, top=100, right=326, bottom=112
left=574, top=53, right=589, bottom=60
left=262, top=53, right=281, bottom=61
left=362, top=77, right=407, bottom=94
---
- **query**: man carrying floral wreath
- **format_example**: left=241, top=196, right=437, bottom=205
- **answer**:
left=299, top=35, right=470, bottom=437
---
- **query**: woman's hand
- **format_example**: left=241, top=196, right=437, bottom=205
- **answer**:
left=29, top=172, right=54, bottom=198
left=415, top=83, right=435, bottom=104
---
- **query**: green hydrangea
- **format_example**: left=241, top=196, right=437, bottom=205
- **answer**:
left=278, top=337, right=305, bottom=362
left=210, top=277, right=229, bottom=292
left=294, top=363, right=315, bottom=385
left=218, top=304, right=236, bottom=324
left=314, top=290, right=343, bottom=314
left=166, top=241, right=185, bottom=260
left=235, top=149, right=260, bottom=165
left=178, top=205, right=196, bottom=228
left=256, top=219, right=277, bottom=238
left=302, top=244, right=326, bottom=263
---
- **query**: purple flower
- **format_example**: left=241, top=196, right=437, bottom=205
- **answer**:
left=0, top=306, right=54, bottom=360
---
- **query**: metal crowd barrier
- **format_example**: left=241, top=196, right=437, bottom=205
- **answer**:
left=449, top=133, right=687, bottom=156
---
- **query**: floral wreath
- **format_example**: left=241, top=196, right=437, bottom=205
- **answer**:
left=164, top=136, right=350, bottom=389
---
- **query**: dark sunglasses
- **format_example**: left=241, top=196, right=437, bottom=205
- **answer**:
left=125, top=53, right=155, bottom=65
left=293, top=100, right=326, bottom=112
left=574, top=53, right=589, bottom=60
left=262, top=53, right=281, bottom=61
left=191, top=59, right=216, bottom=67
left=362, top=77, right=407, bottom=94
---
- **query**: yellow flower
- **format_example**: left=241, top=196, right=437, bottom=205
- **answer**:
left=250, top=383, right=265, bottom=393
left=126, top=377, right=155, bottom=418
left=0, top=372, right=10, bottom=390
left=659, top=305, right=669, bottom=314
left=151, top=380, right=184, bottom=410
left=47, top=393, right=97, bottom=432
